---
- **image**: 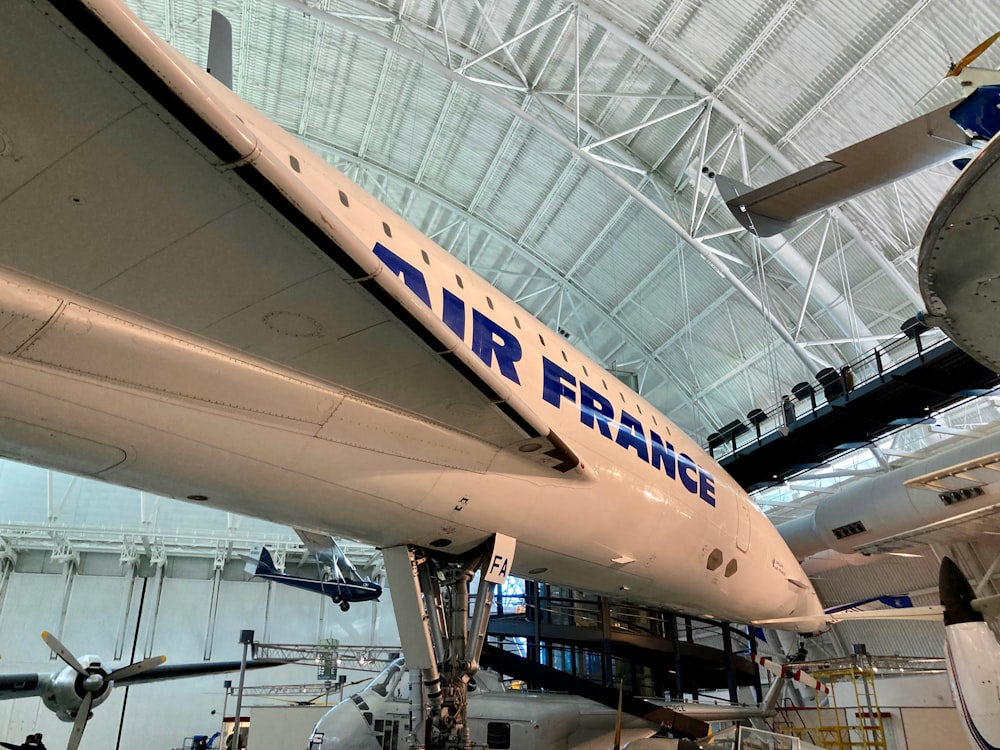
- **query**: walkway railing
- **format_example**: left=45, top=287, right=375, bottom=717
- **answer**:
left=705, top=327, right=950, bottom=461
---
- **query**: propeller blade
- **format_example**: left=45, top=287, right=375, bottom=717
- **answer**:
left=787, top=665, right=829, bottom=695
left=947, top=31, right=1000, bottom=77
left=41, top=632, right=87, bottom=677
left=67, top=690, right=94, bottom=750
left=108, top=655, right=166, bottom=683
left=752, top=654, right=785, bottom=680
left=751, top=654, right=829, bottom=695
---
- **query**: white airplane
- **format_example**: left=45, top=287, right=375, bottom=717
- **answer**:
left=939, top=556, right=1000, bottom=750
left=307, top=656, right=821, bottom=750
left=0, top=1, right=826, bottom=746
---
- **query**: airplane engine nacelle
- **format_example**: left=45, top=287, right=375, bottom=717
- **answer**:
left=41, top=656, right=114, bottom=722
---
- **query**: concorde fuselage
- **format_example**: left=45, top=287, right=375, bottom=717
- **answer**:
left=0, top=0, right=825, bottom=631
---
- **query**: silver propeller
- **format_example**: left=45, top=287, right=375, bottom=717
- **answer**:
left=41, top=631, right=168, bottom=750
left=108, top=656, right=166, bottom=682
left=41, top=631, right=87, bottom=676
left=66, top=691, right=93, bottom=750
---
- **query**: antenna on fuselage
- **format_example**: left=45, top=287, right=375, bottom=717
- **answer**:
left=207, top=10, right=234, bottom=90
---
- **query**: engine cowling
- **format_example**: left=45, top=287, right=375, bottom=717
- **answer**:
left=40, top=656, right=114, bottom=722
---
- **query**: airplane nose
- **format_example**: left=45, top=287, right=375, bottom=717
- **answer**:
left=312, top=700, right=381, bottom=750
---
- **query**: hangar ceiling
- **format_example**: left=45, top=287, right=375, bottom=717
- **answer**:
left=38, top=0, right=985, bottom=648
left=122, top=0, right=999, bottom=443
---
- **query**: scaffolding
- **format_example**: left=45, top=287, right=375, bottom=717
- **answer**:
left=776, top=652, right=890, bottom=750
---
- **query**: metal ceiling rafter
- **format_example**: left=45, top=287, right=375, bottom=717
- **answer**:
left=515, top=158, right=584, bottom=246
left=776, top=0, right=936, bottom=149
left=414, top=81, right=460, bottom=184
left=295, top=14, right=325, bottom=136
left=584, top=3, right=924, bottom=309
left=456, top=4, right=573, bottom=83
left=467, top=94, right=532, bottom=213
left=793, top=213, right=834, bottom=337
left=713, top=0, right=801, bottom=97
left=436, top=0, right=454, bottom=66
left=580, top=98, right=709, bottom=154
left=357, top=25, right=403, bottom=160
left=275, top=0, right=820, bottom=379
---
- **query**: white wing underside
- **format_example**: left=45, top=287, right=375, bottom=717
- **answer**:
left=0, top=0, right=578, bottom=472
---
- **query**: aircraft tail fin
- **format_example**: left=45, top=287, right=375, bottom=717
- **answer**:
left=941, top=556, right=985, bottom=625
left=244, top=545, right=277, bottom=577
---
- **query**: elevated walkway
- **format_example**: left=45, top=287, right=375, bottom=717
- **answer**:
left=486, top=584, right=760, bottom=699
left=716, top=337, right=1000, bottom=491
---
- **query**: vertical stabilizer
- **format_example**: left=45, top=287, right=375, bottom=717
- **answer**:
left=941, top=556, right=984, bottom=625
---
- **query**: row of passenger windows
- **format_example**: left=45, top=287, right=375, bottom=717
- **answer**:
left=334, top=181, right=660, bottom=429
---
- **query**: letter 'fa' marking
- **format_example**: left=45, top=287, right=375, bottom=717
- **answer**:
left=485, top=534, right=517, bottom=585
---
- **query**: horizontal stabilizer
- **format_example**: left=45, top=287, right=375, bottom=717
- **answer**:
left=754, top=604, right=944, bottom=627
left=973, top=593, right=1000, bottom=619
left=718, top=101, right=973, bottom=236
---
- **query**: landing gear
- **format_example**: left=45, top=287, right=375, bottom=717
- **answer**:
left=383, top=535, right=516, bottom=750
left=339, top=600, right=350, bottom=612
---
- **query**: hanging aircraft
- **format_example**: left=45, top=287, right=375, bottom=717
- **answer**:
left=0, top=2, right=829, bottom=747
left=0, top=632, right=284, bottom=750
left=715, top=34, right=1000, bottom=238
left=713, top=32, right=1000, bottom=374
left=306, top=655, right=825, bottom=750
left=244, top=543, right=381, bottom=611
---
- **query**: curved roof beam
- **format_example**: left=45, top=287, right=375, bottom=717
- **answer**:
left=586, top=3, right=923, bottom=310
left=274, top=0, right=821, bottom=371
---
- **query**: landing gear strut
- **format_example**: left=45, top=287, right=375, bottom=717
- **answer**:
left=383, top=534, right=515, bottom=750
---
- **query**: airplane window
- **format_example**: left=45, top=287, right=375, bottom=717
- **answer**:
left=602, top=379, right=608, bottom=390
left=582, top=365, right=589, bottom=376
left=338, top=190, right=349, bottom=207
left=487, top=297, right=494, bottom=310
left=421, top=250, right=430, bottom=264
left=538, top=334, right=546, bottom=346
left=706, top=549, right=724, bottom=571
left=513, top=316, right=521, bottom=329
left=367, top=662, right=403, bottom=697
left=561, top=350, right=568, bottom=362
left=651, top=414, right=657, bottom=425
left=288, top=155, right=300, bottom=172
left=383, top=221, right=392, bottom=237
left=486, top=722, right=511, bottom=749
left=456, top=275, right=464, bottom=289
left=636, top=404, right=642, bottom=414
left=620, top=393, right=626, bottom=403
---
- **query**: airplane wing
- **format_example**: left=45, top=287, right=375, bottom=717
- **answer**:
left=717, top=101, right=973, bottom=236
left=0, top=0, right=579, bottom=474
left=295, top=529, right=337, bottom=554
left=0, top=674, right=46, bottom=700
